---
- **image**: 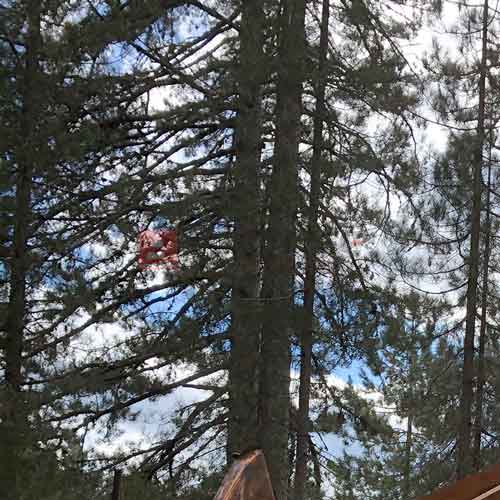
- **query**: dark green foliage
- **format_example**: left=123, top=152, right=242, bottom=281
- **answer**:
left=2, top=0, right=500, bottom=499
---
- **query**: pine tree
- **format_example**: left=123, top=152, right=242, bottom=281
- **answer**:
left=456, top=0, right=489, bottom=478
left=294, top=1, right=330, bottom=498
left=259, top=0, right=307, bottom=497
left=228, top=0, right=267, bottom=458
left=0, top=1, right=213, bottom=496
left=5, top=0, right=497, bottom=497
left=329, top=293, right=457, bottom=499
left=2, top=3, right=43, bottom=496
left=414, top=0, right=500, bottom=478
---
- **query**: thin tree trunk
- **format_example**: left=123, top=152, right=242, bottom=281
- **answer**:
left=308, top=436, right=322, bottom=494
left=228, top=0, right=266, bottom=458
left=403, top=333, right=416, bottom=500
left=111, top=470, right=123, bottom=500
left=456, top=0, right=488, bottom=479
left=293, top=0, right=329, bottom=499
left=260, top=0, right=306, bottom=498
left=1, top=3, right=41, bottom=498
left=403, top=408, right=414, bottom=499
left=472, top=130, right=493, bottom=472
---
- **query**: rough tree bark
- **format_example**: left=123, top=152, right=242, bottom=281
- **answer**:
left=456, top=0, right=488, bottom=479
left=1, top=2, right=41, bottom=498
left=228, top=0, right=266, bottom=457
left=403, top=412, right=414, bottom=500
left=111, top=470, right=123, bottom=500
left=293, top=1, right=330, bottom=499
left=260, top=0, right=306, bottom=498
left=472, top=130, right=493, bottom=472
left=403, top=346, right=415, bottom=500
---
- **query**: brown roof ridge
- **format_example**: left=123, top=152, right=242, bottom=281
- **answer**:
left=213, top=449, right=276, bottom=500
left=418, top=463, right=500, bottom=500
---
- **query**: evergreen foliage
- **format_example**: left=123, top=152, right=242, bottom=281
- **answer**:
left=1, top=0, right=499, bottom=499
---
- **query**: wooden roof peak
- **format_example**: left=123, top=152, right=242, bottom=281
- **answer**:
left=419, top=463, right=500, bottom=500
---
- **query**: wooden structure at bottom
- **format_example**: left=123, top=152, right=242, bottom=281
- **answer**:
left=420, top=464, right=500, bottom=500
left=213, top=449, right=276, bottom=500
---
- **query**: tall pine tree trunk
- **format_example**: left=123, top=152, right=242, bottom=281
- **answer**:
left=456, top=0, right=488, bottom=479
left=403, top=413, right=413, bottom=500
left=472, top=131, right=493, bottom=472
left=404, top=347, right=415, bottom=500
left=111, top=470, right=123, bottom=500
left=293, top=1, right=329, bottom=498
left=228, top=0, right=266, bottom=458
left=1, top=2, right=41, bottom=497
left=260, top=0, right=306, bottom=498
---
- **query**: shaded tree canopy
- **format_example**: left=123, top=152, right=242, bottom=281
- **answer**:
left=1, top=1, right=500, bottom=499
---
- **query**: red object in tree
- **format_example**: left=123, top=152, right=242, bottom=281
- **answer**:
left=138, top=229, right=178, bottom=270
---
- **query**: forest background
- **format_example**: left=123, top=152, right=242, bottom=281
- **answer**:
left=1, top=0, right=500, bottom=499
